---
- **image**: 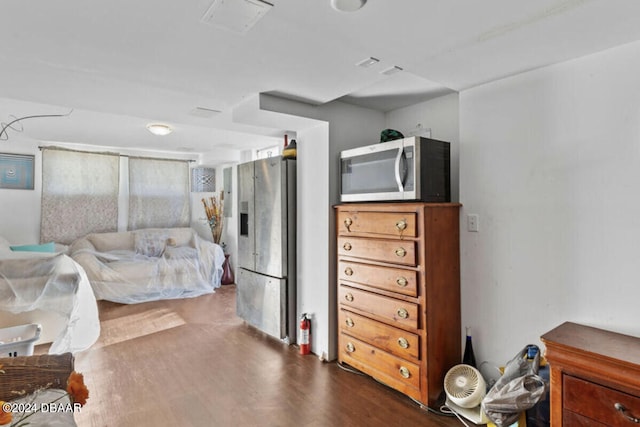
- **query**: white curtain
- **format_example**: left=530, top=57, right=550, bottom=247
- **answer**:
left=128, top=158, right=190, bottom=230
left=41, top=148, right=120, bottom=244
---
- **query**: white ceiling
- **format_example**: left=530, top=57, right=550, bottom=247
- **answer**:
left=1, top=0, right=640, bottom=161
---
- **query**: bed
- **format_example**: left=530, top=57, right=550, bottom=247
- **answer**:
left=0, top=237, right=100, bottom=354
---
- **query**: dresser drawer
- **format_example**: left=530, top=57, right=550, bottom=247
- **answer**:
left=564, top=375, right=640, bottom=426
left=339, top=334, right=421, bottom=394
left=338, top=260, right=418, bottom=297
left=339, top=309, right=419, bottom=360
left=337, top=236, right=416, bottom=266
left=337, top=210, right=417, bottom=238
left=335, top=203, right=462, bottom=409
left=338, top=285, right=418, bottom=329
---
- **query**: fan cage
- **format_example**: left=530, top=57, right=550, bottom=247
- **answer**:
left=444, top=364, right=486, bottom=408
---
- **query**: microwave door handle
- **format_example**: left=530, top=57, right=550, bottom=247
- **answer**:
left=394, top=147, right=408, bottom=192
left=394, top=147, right=404, bottom=192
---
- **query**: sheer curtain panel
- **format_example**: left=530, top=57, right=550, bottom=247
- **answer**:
left=128, top=158, right=190, bottom=230
left=41, top=149, right=120, bottom=244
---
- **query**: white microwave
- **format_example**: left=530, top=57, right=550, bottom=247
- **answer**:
left=340, top=136, right=450, bottom=202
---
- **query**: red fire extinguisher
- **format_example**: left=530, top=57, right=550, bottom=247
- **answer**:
left=299, top=313, right=311, bottom=355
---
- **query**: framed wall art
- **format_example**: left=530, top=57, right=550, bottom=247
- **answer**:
left=0, top=153, right=35, bottom=190
left=190, top=167, right=216, bottom=192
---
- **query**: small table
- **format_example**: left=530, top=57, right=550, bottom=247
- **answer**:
left=541, top=322, right=640, bottom=426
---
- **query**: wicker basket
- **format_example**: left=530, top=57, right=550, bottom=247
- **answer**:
left=0, top=353, right=74, bottom=401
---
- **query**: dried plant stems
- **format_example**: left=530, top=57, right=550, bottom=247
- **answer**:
left=202, top=191, right=224, bottom=244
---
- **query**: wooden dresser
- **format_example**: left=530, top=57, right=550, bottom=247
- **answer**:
left=335, top=202, right=461, bottom=408
left=541, top=322, right=640, bottom=426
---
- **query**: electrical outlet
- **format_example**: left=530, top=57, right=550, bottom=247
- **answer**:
left=467, top=214, right=479, bottom=232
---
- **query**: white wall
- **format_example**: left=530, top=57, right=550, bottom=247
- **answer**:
left=189, top=162, right=235, bottom=244
left=296, top=122, right=331, bottom=358
left=459, top=40, right=640, bottom=365
left=189, top=164, right=239, bottom=284
left=310, top=101, right=385, bottom=359
left=0, top=138, right=42, bottom=244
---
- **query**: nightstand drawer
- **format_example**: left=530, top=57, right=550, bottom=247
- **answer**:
left=338, top=260, right=418, bottom=297
left=339, top=334, right=421, bottom=393
left=564, top=375, right=640, bottom=427
left=339, top=309, right=419, bottom=360
left=337, top=236, right=416, bottom=266
left=337, top=211, right=417, bottom=238
left=338, top=285, right=418, bottom=330
left=562, top=410, right=608, bottom=426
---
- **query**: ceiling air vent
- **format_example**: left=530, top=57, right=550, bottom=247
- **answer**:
left=381, top=66, right=403, bottom=76
left=201, top=0, right=273, bottom=34
left=189, top=107, right=222, bottom=118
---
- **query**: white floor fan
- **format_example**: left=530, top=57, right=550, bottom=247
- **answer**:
left=444, top=364, right=490, bottom=425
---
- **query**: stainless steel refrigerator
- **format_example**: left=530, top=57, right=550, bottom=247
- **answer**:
left=236, top=156, right=296, bottom=343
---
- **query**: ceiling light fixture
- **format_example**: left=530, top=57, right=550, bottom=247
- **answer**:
left=331, top=0, right=367, bottom=12
left=356, top=57, right=379, bottom=68
left=146, top=123, right=173, bottom=136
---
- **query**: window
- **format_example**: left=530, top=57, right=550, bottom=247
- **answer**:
left=128, top=157, right=190, bottom=230
left=41, top=148, right=120, bottom=244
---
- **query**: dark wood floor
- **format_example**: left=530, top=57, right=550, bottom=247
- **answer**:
left=66, top=285, right=461, bottom=427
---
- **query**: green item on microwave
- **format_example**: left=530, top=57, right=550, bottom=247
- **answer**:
left=380, top=129, right=404, bottom=142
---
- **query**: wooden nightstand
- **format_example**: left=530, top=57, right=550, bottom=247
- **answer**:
left=541, top=322, right=640, bottom=426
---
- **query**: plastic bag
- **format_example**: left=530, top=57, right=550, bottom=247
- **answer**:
left=481, top=345, right=548, bottom=426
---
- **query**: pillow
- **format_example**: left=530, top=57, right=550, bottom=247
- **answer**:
left=164, top=246, right=198, bottom=259
left=88, top=231, right=134, bottom=252
left=134, top=230, right=167, bottom=257
left=55, top=243, right=70, bottom=254
left=10, top=241, right=56, bottom=253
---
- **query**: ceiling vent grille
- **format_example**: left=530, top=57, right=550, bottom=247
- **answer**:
left=201, top=0, right=273, bottom=34
left=189, top=107, right=222, bottom=118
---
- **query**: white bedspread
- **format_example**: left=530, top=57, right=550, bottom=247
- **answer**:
left=0, top=251, right=100, bottom=354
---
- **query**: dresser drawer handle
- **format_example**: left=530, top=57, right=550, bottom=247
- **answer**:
left=345, top=293, right=354, bottom=302
left=615, top=403, right=640, bottom=423
left=344, top=217, right=353, bottom=231
left=346, top=342, right=355, bottom=353
left=345, top=317, right=354, bottom=328
left=395, top=219, right=407, bottom=231
left=343, top=242, right=352, bottom=251
left=397, top=308, right=409, bottom=319
left=397, top=337, right=409, bottom=349
left=344, top=267, right=354, bottom=276
left=396, top=276, right=408, bottom=287
left=395, top=247, right=406, bottom=257
left=399, top=366, right=411, bottom=379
